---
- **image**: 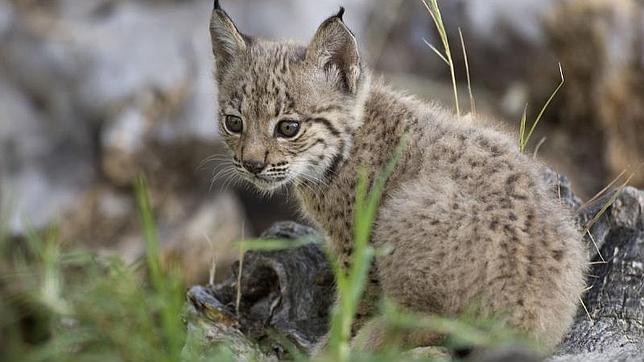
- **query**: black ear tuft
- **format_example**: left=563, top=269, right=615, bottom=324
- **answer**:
left=213, top=0, right=221, bottom=10
left=336, top=6, right=345, bottom=20
left=307, top=8, right=362, bottom=94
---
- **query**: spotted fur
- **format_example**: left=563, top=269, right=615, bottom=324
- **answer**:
left=210, top=3, right=587, bottom=353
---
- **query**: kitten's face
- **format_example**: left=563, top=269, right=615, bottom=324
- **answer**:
left=211, top=5, right=364, bottom=191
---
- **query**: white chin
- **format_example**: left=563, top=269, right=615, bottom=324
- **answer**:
left=247, top=175, right=287, bottom=191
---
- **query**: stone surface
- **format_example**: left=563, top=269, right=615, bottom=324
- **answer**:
left=0, top=0, right=250, bottom=283
left=0, top=0, right=220, bottom=233
left=0, top=79, right=94, bottom=233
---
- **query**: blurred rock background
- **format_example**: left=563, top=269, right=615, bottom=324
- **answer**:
left=0, top=0, right=642, bottom=284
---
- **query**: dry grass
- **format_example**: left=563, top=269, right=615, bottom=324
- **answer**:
left=519, top=63, right=565, bottom=152
left=577, top=168, right=629, bottom=213
left=235, top=222, right=245, bottom=316
left=583, top=172, right=634, bottom=232
left=421, top=0, right=460, bottom=117
left=458, top=27, right=476, bottom=115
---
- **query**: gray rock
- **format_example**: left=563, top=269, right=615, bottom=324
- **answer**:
left=101, top=106, right=152, bottom=186
left=0, top=1, right=13, bottom=37
left=0, top=1, right=249, bottom=290
left=0, top=0, right=223, bottom=240
left=0, top=80, right=94, bottom=234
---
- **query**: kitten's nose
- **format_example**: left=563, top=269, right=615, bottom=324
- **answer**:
left=242, top=159, right=266, bottom=174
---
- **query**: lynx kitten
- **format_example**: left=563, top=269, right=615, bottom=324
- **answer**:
left=209, top=1, right=586, bottom=353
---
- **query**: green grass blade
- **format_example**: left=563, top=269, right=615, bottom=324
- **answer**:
left=524, top=63, right=564, bottom=147
left=134, top=176, right=185, bottom=362
left=328, top=136, right=408, bottom=361
left=236, top=237, right=317, bottom=251
left=518, top=104, right=528, bottom=152
left=134, top=176, right=162, bottom=288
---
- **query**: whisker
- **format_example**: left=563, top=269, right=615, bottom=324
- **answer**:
left=211, top=166, right=237, bottom=193
left=197, top=154, right=234, bottom=170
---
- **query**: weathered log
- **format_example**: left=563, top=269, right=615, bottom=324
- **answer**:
left=552, top=187, right=644, bottom=361
left=182, top=222, right=333, bottom=360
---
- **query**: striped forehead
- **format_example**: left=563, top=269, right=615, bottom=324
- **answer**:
left=228, top=43, right=304, bottom=118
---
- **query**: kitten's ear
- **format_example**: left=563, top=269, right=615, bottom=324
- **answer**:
left=307, top=7, right=362, bottom=94
left=210, top=0, right=247, bottom=81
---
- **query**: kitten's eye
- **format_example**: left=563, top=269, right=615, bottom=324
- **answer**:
left=276, top=120, right=300, bottom=138
left=224, top=115, right=243, bottom=134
